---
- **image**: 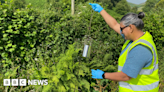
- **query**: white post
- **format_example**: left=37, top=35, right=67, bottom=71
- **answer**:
left=71, top=0, right=74, bottom=15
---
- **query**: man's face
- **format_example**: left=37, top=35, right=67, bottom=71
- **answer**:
left=120, top=22, right=131, bottom=40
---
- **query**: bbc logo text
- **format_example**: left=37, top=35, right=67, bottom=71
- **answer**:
left=3, top=79, right=48, bottom=86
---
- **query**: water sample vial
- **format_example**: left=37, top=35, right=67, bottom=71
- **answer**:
left=83, top=45, right=89, bottom=57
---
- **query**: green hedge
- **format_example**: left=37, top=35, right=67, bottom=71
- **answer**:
left=0, top=1, right=164, bottom=92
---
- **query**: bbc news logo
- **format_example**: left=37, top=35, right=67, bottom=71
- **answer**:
left=3, top=79, right=48, bottom=86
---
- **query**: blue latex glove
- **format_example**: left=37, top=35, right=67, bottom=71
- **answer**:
left=89, top=3, right=103, bottom=13
left=91, top=69, right=105, bottom=79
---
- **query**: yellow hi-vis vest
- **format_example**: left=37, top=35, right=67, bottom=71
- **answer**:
left=118, top=31, right=159, bottom=92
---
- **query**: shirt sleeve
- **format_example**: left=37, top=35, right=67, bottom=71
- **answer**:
left=122, top=44, right=153, bottom=78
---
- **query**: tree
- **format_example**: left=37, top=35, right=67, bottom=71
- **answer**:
left=0, top=0, right=5, bottom=4
left=131, top=6, right=138, bottom=13
left=111, top=0, right=121, bottom=7
left=73, top=0, right=121, bottom=9
left=142, top=0, right=159, bottom=12
left=155, top=0, right=164, bottom=9
left=115, top=0, right=131, bottom=15
left=98, top=0, right=113, bottom=9
left=96, top=0, right=121, bottom=9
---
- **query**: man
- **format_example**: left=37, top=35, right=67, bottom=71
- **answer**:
left=89, top=3, right=159, bottom=92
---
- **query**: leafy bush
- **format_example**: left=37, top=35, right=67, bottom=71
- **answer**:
left=0, top=0, right=164, bottom=92
left=143, top=8, right=164, bottom=50
left=158, top=47, right=164, bottom=92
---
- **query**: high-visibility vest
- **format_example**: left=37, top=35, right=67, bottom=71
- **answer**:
left=118, top=31, right=159, bottom=92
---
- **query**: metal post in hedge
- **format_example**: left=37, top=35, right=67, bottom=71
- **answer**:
left=71, top=0, right=74, bottom=15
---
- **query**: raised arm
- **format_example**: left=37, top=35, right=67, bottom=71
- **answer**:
left=100, top=10, right=121, bottom=35
left=89, top=3, right=121, bottom=35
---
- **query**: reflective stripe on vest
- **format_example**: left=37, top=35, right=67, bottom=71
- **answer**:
left=118, top=39, right=157, bottom=75
left=118, top=64, right=158, bottom=75
left=119, top=81, right=159, bottom=91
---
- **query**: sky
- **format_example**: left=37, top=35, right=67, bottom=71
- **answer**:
left=126, top=0, right=147, bottom=4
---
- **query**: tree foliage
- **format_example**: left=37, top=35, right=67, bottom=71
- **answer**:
left=142, top=0, right=159, bottom=12
left=110, top=0, right=121, bottom=7
left=95, top=0, right=121, bottom=9
left=72, top=0, right=121, bottom=9
left=142, top=8, right=164, bottom=91
left=131, top=6, right=138, bottom=13
left=46, top=0, right=71, bottom=12
left=0, top=0, right=164, bottom=92
left=155, top=0, right=164, bottom=9
left=0, top=0, right=5, bottom=4
left=115, top=0, right=131, bottom=15
left=10, top=0, right=26, bottom=9
left=0, top=1, right=122, bottom=91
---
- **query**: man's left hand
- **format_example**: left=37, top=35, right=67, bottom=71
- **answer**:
left=91, top=69, right=105, bottom=79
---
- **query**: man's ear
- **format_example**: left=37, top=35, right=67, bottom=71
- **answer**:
left=129, top=24, right=134, bottom=33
